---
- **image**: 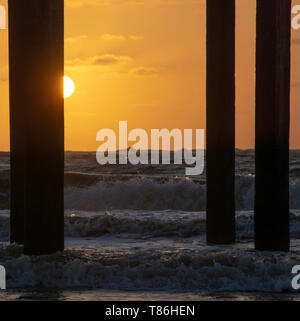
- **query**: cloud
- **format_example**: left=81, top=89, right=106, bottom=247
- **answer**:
left=66, top=54, right=132, bottom=67
left=101, top=34, right=126, bottom=41
left=65, top=0, right=110, bottom=8
left=129, top=35, right=144, bottom=41
left=130, top=66, right=160, bottom=76
left=100, top=34, right=144, bottom=41
left=65, top=0, right=202, bottom=8
left=92, top=54, right=132, bottom=65
left=65, top=35, right=88, bottom=44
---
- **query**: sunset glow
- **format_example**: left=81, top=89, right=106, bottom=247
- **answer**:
left=1, top=0, right=300, bottom=151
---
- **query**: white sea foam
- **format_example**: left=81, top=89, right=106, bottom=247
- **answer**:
left=0, top=151, right=300, bottom=293
left=0, top=241, right=299, bottom=292
left=0, top=210, right=299, bottom=292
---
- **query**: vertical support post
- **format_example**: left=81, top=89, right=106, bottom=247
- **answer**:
left=9, top=0, right=64, bottom=254
left=206, top=0, right=236, bottom=244
left=255, top=0, right=291, bottom=251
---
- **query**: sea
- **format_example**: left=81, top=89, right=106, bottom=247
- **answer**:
left=0, top=150, right=299, bottom=301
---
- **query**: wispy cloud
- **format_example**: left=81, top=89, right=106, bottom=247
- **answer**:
left=130, top=66, right=160, bottom=76
left=65, top=0, right=110, bottom=8
left=93, top=54, right=132, bottom=65
left=66, top=54, right=132, bottom=67
left=101, top=34, right=126, bottom=41
left=100, top=34, right=144, bottom=41
left=129, top=35, right=144, bottom=41
left=65, top=35, right=88, bottom=44
left=65, top=0, right=202, bottom=8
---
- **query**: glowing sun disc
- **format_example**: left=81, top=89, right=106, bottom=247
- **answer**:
left=64, top=76, right=75, bottom=98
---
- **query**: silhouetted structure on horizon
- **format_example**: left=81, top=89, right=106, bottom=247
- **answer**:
left=9, top=0, right=64, bottom=255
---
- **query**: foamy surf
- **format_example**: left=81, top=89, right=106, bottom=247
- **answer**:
left=0, top=210, right=299, bottom=292
left=0, top=238, right=299, bottom=292
left=0, top=151, right=300, bottom=297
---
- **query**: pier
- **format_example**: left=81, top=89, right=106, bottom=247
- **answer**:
left=8, top=0, right=291, bottom=254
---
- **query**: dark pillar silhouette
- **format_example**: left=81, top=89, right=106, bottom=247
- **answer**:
left=206, top=0, right=236, bottom=244
left=255, top=0, right=291, bottom=251
left=9, top=0, right=64, bottom=254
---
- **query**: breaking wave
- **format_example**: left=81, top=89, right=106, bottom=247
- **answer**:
left=64, top=175, right=300, bottom=211
left=0, top=210, right=300, bottom=242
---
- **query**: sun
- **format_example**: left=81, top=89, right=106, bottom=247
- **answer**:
left=64, top=76, right=75, bottom=99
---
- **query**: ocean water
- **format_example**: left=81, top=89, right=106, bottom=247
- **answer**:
left=0, top=150, right=299, bottom=301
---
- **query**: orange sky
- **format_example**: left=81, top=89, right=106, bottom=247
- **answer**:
left=0, top=0, right=300, bottom=151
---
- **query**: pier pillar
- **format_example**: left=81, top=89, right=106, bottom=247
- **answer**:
left=206, top=0, right=236, bottom=244
left=255, top=0, right=291, bottom=251
left=9, top=0, right=64, bottom=254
